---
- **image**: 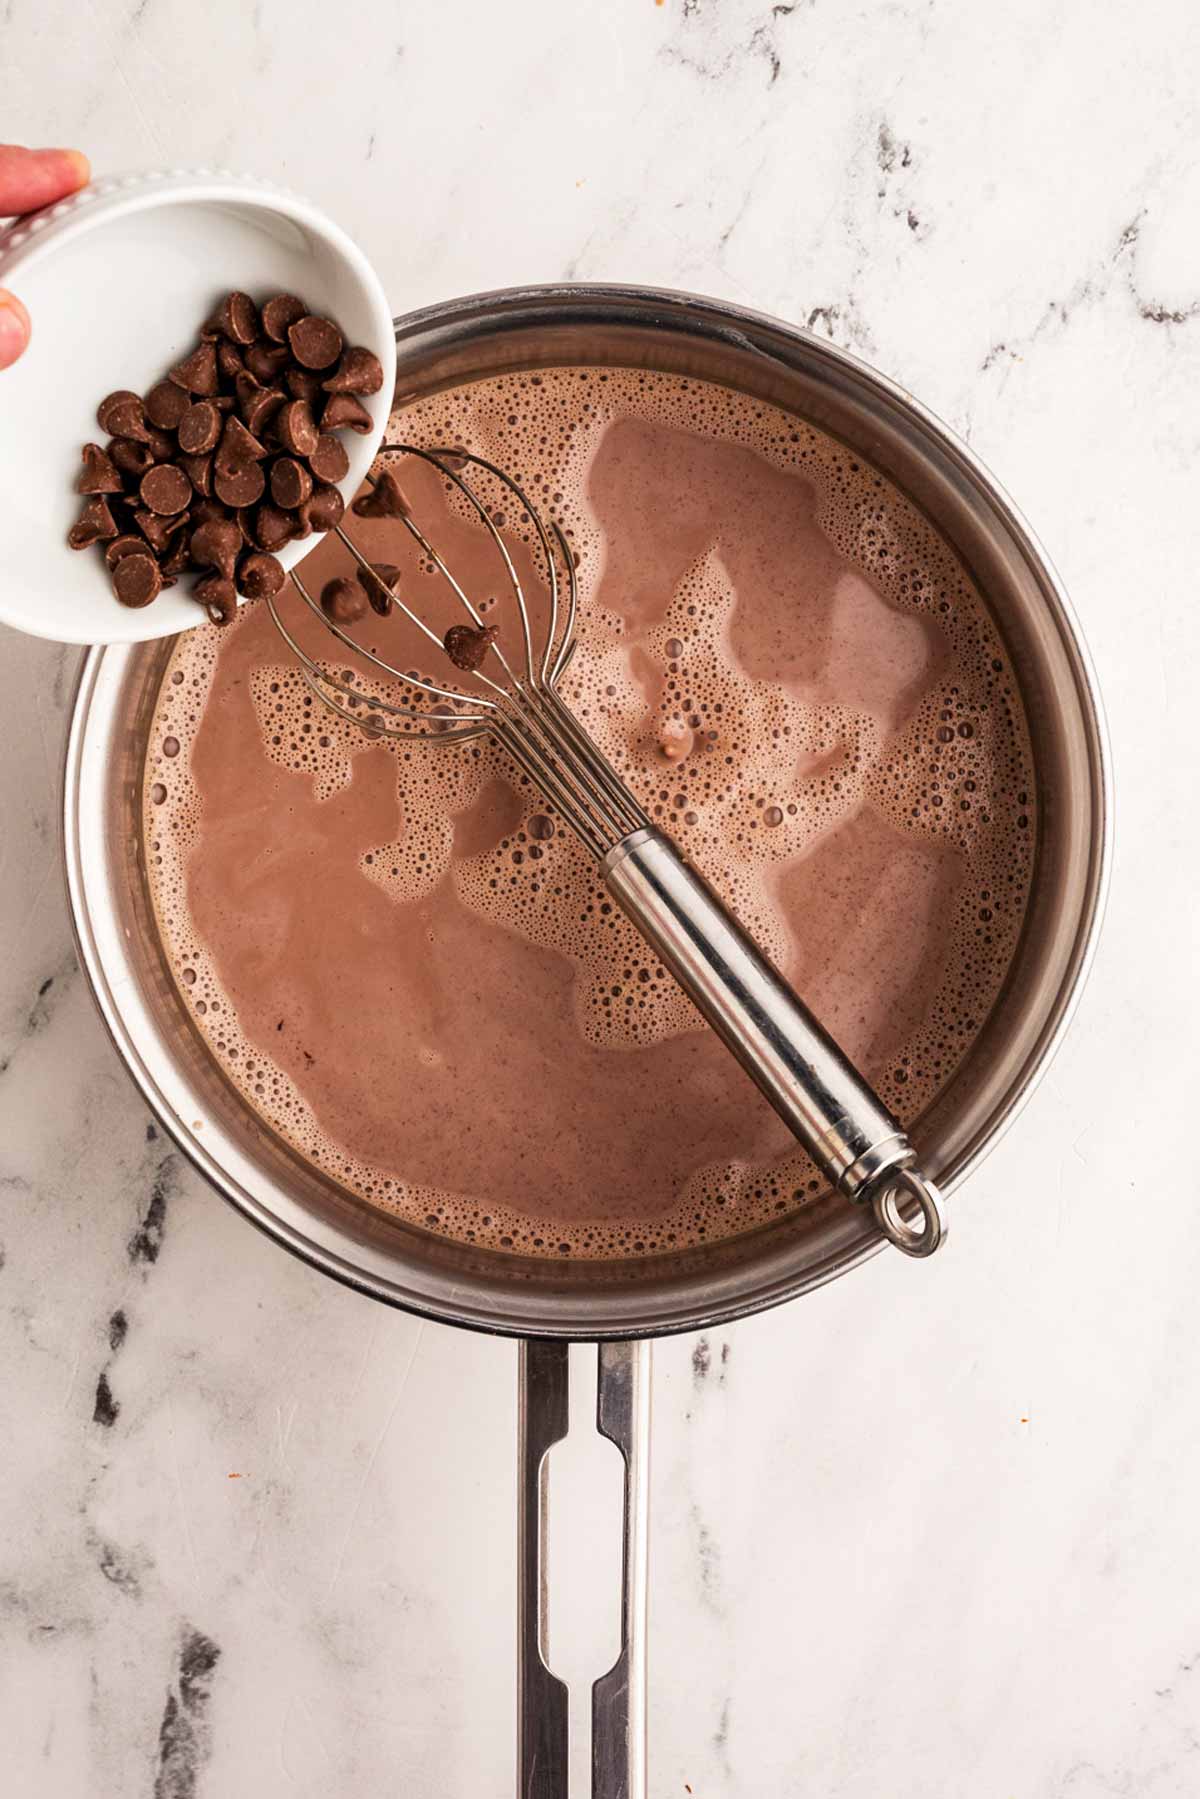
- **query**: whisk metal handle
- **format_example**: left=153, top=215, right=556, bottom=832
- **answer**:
left=602, top=829, right=946, bottom=1256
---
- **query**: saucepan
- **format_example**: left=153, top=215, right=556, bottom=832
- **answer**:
left=62, top=285, right=1110, bottom=1796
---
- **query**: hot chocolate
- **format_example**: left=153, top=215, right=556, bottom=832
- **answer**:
left=143, top=365, right=1035, bottom=1257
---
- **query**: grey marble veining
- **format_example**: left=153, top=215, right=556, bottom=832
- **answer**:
left=2, top=0, right=1200, bottom=1793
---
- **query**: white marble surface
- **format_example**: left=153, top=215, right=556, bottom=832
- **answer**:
left=2, top=1, right=1199, bottom=1793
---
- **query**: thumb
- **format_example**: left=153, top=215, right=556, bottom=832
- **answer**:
left=0, top=289, right=31, bottom=371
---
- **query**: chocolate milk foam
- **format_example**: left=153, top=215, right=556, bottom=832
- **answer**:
left=144, top=366, right=1035, bottom=1257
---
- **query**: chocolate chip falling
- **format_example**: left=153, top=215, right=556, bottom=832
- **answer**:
left=177, top=400, right=222, bottom=454
left=144, top=379, right=189, bottom=430
left=356, top=561, right=401, bottom=617
left=191, top=516, right=242, bottom=580
left=309, top=432, right=349, bottom=485
left=323, top=346, right=384, bottom=396
left=139, top=463, right=192, bottom=515
left=269, top=457, right=312, bottom=510
left=351, top=469, right=408, bottom=517
left=444, top=622, right=498, bottom=672
left=320, top=577, right=367, bottom=625
left=260, top=293, right=306, bottom=343
left=289, top=315, right=343, bottom=370
left=238, top=551, right=285, bottom=598
left=322, top=391, right=372, bottom=435
left=112, top=552, right=162, bottom=608
left=68, top=497, right=119, bottom=549
left=169, top=341, right=219, bottom=397
left=77, top=442, right=122, bottom=494
left=195, top=573, right=237, bottom=626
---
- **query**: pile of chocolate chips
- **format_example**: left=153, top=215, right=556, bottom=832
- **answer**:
left=67, top=292, right=383, bottom=625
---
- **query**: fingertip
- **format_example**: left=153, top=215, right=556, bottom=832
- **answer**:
left=62, top=148, right=91, bottom=191
left=0, top=289, right=31, bottom=371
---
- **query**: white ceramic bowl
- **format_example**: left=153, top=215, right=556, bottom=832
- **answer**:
left=0, top=168, right=396, bottom=645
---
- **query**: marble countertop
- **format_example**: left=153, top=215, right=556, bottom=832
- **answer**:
left=2, top=1, right=1198, bottom=1793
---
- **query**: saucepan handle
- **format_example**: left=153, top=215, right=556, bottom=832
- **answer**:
left=518, top=1338, right=652, bottom=1799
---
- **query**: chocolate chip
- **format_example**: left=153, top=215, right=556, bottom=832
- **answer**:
left=162, top=530, right=190, bottom=578
left=133, top=508, right=176, bottom=552
left=219, top=414, right=267, bottom=464
left=145, top=427, right=178, bottom=462
left=77, top=442, right=122, bottom=494
left=289, top=315, right=343, bottom=370
left=177, top=401, right=221, bottom=454
left=235, top=506, right=257, bottom=546
left=97, top=390, right=143, bottom=435
left=190, top=496, right=225, bottom=528
left=356, top=561, right=401, bottom=617
left=284, top=365, right=323, bottom=404
left=244, top=341, right=290, bottom=383
left=443, top=622, right=498, bottom=672
left=67, top=497, right=119, bottom=549
left=145, top=379, right=190, bottom=430
left=195, top=574, right=237, bottom=626
left=260, top=293, right=306, bottom=343
left=212, top=290, right=259, bottom=345
left=169, top=341, right=219, bottom=396
left=213, top=459, right=266, bottom=508
left=105, top=533, right=148, bottom=568
left=299, top=482, right=344, bottom=533
left=276, top=400, right=318, bottom=458
left=102, top=395, right=151, bottom=443
left=322, top=391, right=372, bottom=434
left=110, top=439, right=155, bottom=480
left=309, top=432, right=349, bottom=485
left=241, top=383, right=287, bottom=436
left=269, top=457, right=312, bottom=510
left=254, top=504, right=296, bottom=553
left=191, top=516, right=242, bottom=579
left=217, top=340, right=246, bottom=381
left=238, top=551, right=285, bottom=598
left=214, top=395, right=236, bottom=414
left=139, top=463, right=192, bottom=516
left=323, top=346, right=384, bottom=396
left=112, top=552, right=162, bottom=608
left=352, top=469, right=408, bottom=518
left=320, top=577, right=366, bottom=625
left=180, top=451, right=213, bottom=497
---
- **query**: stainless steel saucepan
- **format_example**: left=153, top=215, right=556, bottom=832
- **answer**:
left=62, top=285, right=1110, bottom=1797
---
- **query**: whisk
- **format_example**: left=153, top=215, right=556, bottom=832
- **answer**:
left=266, top=445, right=947, bottom=1256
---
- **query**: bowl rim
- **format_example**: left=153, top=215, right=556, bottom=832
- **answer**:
left=61, top=280, right=1113, bottom=1339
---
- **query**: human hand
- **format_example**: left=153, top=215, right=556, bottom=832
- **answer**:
left=1, top=145, right=91, bottom=370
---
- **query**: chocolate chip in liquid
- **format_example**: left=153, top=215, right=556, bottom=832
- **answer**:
left=444, top=622, right=499, bottom=673
left=320, top=576, right=366, bottom=625
left=356, top=561, right=401, bottom=617
left=351, top=469, right=408, bottom=518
